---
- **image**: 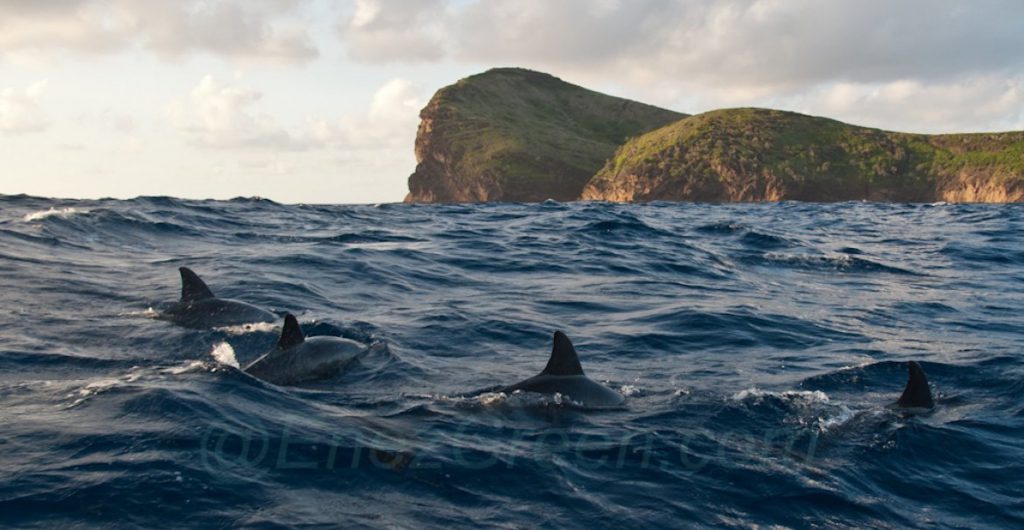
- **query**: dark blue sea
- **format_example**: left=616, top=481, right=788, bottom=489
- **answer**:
left=1, top=195, right=1022, bottom=529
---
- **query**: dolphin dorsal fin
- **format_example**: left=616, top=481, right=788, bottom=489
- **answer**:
left=897, top=361, right=935, bottom=408
left=541, top=331, right=585, bottom=376
left=179, top=267, right=215, bottom=302
left=277, top=314, right=305, bottom=349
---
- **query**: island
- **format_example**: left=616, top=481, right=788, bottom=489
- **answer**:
left=406, top=69, right=1024, bottom=203
left=404, top=68, right=684, bottom=202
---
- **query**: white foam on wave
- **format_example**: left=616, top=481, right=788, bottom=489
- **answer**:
left=119, top=307, right=161, bottom=319
left=466, top=390, right=585, bottom=409
left=732, top=387, right=860, bottom=433
left=477, top=391, right=508, bottom=406
left=619, top=384, right=642, bottom=397
left=213, top=321, right=278, bottom=335
left=164, top=360, right=215, bottom=375
left=65, top=367, right=144, bottom=408
left=210, top=342, right=239, bottom=368
left=814, top=405, right=856, bottom=432
left=763, top=252, right=854, bottom=268
left=838, top=360, right=876, bottom=371
left=732, top=388, right=831, bottom=405
left=23, top=207, right=85, bottom=222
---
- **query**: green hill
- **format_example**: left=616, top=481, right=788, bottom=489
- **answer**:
left=404, top=68, right=686, bottom=202
left=582, top=108, right=1024, bottom=202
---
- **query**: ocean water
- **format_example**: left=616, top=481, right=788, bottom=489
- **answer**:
left=1, top=195, right=1022, bottom=528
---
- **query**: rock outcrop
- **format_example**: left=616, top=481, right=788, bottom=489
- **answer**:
left=582, top=108, right=1024, bottom=203
left=404, top=68, right=685, bottom=203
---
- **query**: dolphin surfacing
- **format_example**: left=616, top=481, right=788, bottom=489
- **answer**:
left=244, top=314, right=367, bottom=386
left=896, top=360, right=935, bottom=409
left=162, top=267, right=276, bottom=329
left=501, top=331, right=625, bottom=409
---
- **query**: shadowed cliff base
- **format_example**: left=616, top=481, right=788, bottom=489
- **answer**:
left=406, top=69, right=1024, bottom=204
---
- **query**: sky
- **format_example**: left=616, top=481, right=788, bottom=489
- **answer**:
left=2, top=0, right=1023, bottom=204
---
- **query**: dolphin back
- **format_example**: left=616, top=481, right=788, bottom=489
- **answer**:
left=179, top=267, right=215, bottom=302
left=542, top=331, right=585, bottom=376
left=244, top=336, right=366, bottom=386
left=243, top=314, right=367, bottom=386
left=162, top=267, right=275, bottom=329
left=278, top=314, right=305, bottom=348
left=897, top=361, right=935, bottom=408
left=501, top=331, right=625, bottom=409
left=505, top=374, right=625, bottom=409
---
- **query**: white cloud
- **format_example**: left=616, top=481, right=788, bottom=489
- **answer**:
left=103, top=110, right=136, bottom=133
left=168, top=75, right=307, bottom=150
left=76, top=108, right=138, bottom=133
left=0, top=0, right=317, bottom=64
left=337, top=0, right=1024, bottom=132
left=310, top=78, right=425, bottom=149
left=782, top=76, right=1024, bottom=134
left=302, top=78, right=425, bottom=202
left=168, top=75, right=425, bottom=157
left=341, top=0, right=1024, bottom=87
left=339, top=0, right=447, bottom=62
left=0, top=80, right=50, bottom=134
left=366, top=78, right=425, bottom=138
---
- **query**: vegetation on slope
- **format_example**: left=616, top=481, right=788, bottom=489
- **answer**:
left=582, top=108, right=1024, bottom=202
left=405, top=68, right=685, bottom=202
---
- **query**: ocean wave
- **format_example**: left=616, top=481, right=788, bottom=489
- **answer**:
left=695, top=220, right=747, bottom=234
left=747, top=252, right=919, bottom=275
left=1, top=196, right=1021, bottom=528
left=730, top=388, right=856, bottom=433
left=22, top=207, right=87, bottom=222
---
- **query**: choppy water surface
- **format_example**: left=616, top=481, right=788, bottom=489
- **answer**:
left=1, top=195, right=1022, bottom=528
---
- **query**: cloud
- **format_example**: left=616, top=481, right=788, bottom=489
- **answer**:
left=0, top=80, right=50, bottom=134
left=310, top=78, right=425, bottom=149
left=341, top=0, right=1024, bottom=87
left=161, top=76, right=424, bottom=203
left=102, top=110, right=137, bottom=133
left=0, top=0, right=317, bottom=64
left=337, top=0, right=1024, bottom=132
left=339, top=0, right=447, bottom=62
left=168, top=75, right=307, bottom=150
left=782, top=75, right=1024, bottom=133
left=75, top=108, right=138, bottom=133
left=365, top=78, right=426, bottom=139
left=169, top=75, right=425, bottom=154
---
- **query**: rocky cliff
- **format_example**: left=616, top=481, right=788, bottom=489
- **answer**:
left=581, top=108, right=1024, bottom=203
left=404, top=68, right=685, bottom=203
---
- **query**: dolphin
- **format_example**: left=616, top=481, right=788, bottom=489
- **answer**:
left=244, top=314, right=367, bottom=386
left=500, top=331, right=625, bottom=409
left=896, top=361, right=935, bottom=409
left=161, top=267, right=277, bottom=329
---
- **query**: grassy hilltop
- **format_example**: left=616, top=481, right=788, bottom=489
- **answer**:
left=404, top=68, right=685, bottom=202
left=406, top=69, right=1024, bottom=203
left=582, top=108, right=1024, bottom=202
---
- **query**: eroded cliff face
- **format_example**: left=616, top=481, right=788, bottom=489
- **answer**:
left=404, top=98, right=504, bottom=203
left=404, top=68, right=684, bottom=203
left=581, top=165, right=790, bottom=203
left=403, top=98, right=507, bottom=202
left=939, top=172, right=1024, bottom=203
left=583, top=168, right=1024, bottom=204
left=582, top=109, right=1024, bottom=203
